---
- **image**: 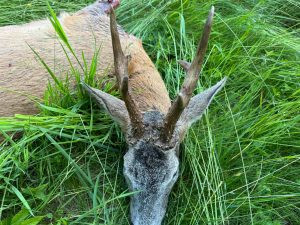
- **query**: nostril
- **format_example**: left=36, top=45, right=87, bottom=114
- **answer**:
left=173, top=171, right=178, bottom=178
left=134, top=170, right=138, bottom=178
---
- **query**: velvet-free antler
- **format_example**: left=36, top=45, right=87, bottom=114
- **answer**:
left=110, top=9, right=144, bottom=136
left=161, top=6, right=215, bottom=142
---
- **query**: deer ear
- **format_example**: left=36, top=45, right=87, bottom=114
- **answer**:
left=176, top=77, right=227, bottom=141
left=81, top=82, right=130, bottom=132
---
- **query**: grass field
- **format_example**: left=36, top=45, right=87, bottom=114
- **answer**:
left=0, top=0, right=300, bottom=224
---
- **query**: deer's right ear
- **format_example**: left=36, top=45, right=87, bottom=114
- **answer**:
left=81, top=82, right=130, bottom=132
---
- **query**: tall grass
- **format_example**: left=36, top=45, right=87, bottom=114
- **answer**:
left=0, top=0, right=299, bottom=224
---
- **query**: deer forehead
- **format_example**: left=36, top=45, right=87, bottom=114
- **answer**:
left=127, top=111, right=168, bottom=143
left=142, top=111, right=164, bottom=128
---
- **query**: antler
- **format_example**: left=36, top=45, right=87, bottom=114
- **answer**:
left=110, top=9, right=144, bottom=136
left=161, top=6, right=215, bottom=142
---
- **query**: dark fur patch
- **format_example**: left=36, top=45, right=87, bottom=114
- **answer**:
left=134, top=142, right=166, bottom=169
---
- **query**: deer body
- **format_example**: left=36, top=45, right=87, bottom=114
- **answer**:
left=0, top=1, right=170, bottom=117
left=1, top=2, right=227, bottom=225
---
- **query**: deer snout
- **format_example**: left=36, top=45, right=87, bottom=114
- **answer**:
left=130, top=190, right=169, bottom=225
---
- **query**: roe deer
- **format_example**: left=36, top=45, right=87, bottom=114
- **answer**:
left=82, top=6, right=226, bottom=225
left=0, top=1, right=227, bottom=224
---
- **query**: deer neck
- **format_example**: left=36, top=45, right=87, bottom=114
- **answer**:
left=126, top=42, right=171, bottom=114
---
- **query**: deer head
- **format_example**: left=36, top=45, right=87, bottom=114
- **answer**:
left=82, top=6, right=226, bottom=225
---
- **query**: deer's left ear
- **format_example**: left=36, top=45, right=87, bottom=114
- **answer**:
left=176, top=77, right=227, bottom=141
left=81, top=82, right=130, bottom=132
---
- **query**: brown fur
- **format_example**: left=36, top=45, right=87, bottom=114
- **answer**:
left=0, top=5, right=171, bottom=117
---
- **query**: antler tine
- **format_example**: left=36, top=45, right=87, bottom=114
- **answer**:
left=162, top=6, right=215, bottom=142
left=110, top=8, right=144, bottom=136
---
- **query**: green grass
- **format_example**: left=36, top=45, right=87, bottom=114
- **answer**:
left=0, top=0, right=300, bottom=224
